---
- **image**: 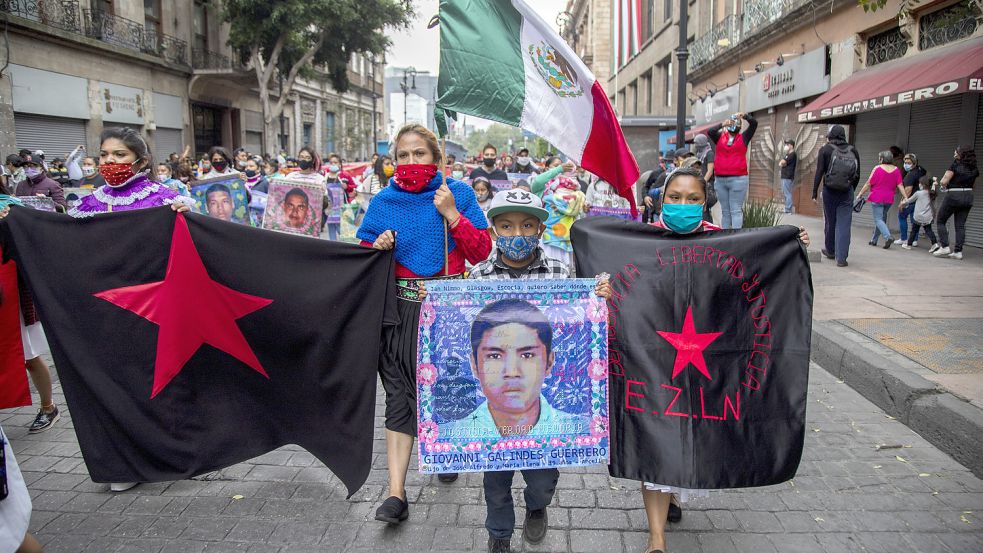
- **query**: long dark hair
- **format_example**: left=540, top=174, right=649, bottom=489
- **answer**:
left=298, top=146, right=321, bottom=172
left=373, top=155, right=392, bottom=181
left=100, top=127, right=153, bottom=171
left=956, top=146, right=977, bottom=170
left=207, top=146, right=233, bottom=167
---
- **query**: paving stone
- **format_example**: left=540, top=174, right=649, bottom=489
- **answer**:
left=569, top=529, right=623, bottom=553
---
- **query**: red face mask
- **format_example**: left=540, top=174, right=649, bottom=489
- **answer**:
left=394, top=164, right=438, bottom=193
left=99, top=162, right=137, bottom=186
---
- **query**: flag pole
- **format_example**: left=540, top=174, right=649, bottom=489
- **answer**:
left=441, top=137, right=449, bottom=276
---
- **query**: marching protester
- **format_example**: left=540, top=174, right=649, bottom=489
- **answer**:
left=357, top=123, right=492, bottom=526
left=324, top=152, right=357, bottom=202
left=692, top=134, right=717, bottom=222
left=76, top=156, right=107, bottom=188
left=202, top=146, right=238, bottom=179
left=15, top=154, right=67, bottom=212
left=707, top=112, right=756, bottom=229
left=812, top=125, right=860, bottom=267
left=897, top=153, right=927, bottom=246
left=933, top=146, right=977, bottom=260
left=471, top=144, right=509, bottom=181
left=511, top=147, right=540, bottom=174
left=243, top=156, right=269, bottom=193
left=48, top=158, right=71, bottom=187
left=640, top=166, right=810, bottom=553
left=779, top=139, right=798, bottom=214
left=450, top=161, right=467, bottom=180
left=855, top=150, right=905, bottom=249
left=233, top=147, right=250, bottom=171
left=156, top=162, right=190, bottom=196
left=472, top=176, right=495, bottom=213
left=900, top=175, right=939, bottom=251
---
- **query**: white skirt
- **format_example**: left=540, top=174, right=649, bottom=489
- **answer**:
left=643, top=482, right=711, bottom=503
left=19, top=310, right=49, bottom=361
left=0, top=426, right=32, bottom=552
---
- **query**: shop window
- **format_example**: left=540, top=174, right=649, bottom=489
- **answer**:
left=919, top=0, right=978, bottom=51
left=144, top=0, right=161, bottom=39
left=193, top=1, right=208, bottom=53
left=865, top=27, right=908, bottom=66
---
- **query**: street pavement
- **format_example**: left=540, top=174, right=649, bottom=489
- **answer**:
left=3, top=357, right=983, bottom=552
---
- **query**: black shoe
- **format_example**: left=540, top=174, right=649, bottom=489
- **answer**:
left=837, top=260, right=849, bottom=267
left=437, top=472, right=459, bottom=483
left=522, top=508, right=548, bottom=544
left=869, top=240, right=877, bottom=246
left=883, top=240, right=892, bottom=249
left=488, top=537, right=512, bottom=553
left=374, top=495, right=408, bottom=524
left=28, top=406, right=59, bottom=433
left=667, top=500, right=682, bottom=523
left=821, top=249, right=835, bottom=260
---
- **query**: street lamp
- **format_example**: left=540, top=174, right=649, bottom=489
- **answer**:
left=399, top=67, right=417, bottom=128
left=370, top=56, right=380, bottom=155
left=674, top=0, right=689, bottom=147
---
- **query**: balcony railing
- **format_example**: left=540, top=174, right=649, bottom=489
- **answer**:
left=689, top=0, right=811, bottom=71
left=159, top=34, right=189, bottom=65
left=192, top=47, right=243, bottom=70
left=689, top=15, right=742, bottom=71
left=0, top=0, right=81, bottom=34
left=82, top=8, right=146, bottom=52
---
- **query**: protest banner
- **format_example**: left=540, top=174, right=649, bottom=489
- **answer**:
left=586, top=205, right=641, bottom=222
left=572, top=217, right=812, bottom=489
left=17, top=196, right=57, bottom=212
left=262, top=179, right=324, bottom=238
left=324, top=182, right=345, bottom=225
left=190, top=175, right=249, bottom=224
left=0, top=257, right=30, bottom=409
left=506, top=173, right=531, bottom=190
left=417, top=279, right=609, bottom=474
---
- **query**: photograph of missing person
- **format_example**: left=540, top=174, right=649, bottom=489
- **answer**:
left=190, top=176, right=248, bottom=224
left=417, top=279, right=609, bottom=474
left=63, top=188, right=94, bottom=210
left=261, top=179, right=324, bottom=238
left=16, top=196, right=57, bottom=212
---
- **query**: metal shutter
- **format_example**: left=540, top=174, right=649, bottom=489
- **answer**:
left=964, top=102, right=983, bottom=248
left=244, top=131, right=263, bottom=156
left=853, top=108, right=899, bottom=230
left=153, top=128, right=183, bottom=163
left=14, top=113, right=87, bottom=159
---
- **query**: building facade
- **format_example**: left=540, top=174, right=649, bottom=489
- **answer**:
left=384, top=67, right=439, bottom=140
left=0, top=0, right=385, bottom=162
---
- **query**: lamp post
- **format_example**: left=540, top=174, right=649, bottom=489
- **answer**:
left=370, top=57, right=379, bottom=155
left=278, top=73, right=287, bottom=152
left=399, top=66, right=417, bottom=128
left=675, top=0, right=689, bottom=147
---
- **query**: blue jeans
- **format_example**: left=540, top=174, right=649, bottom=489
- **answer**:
left=715, top=175, right=749, bottom=228
left=484, top=468, right=558, bottom=540
left=822, top=186, right=854, bottom=263
left=898, top=203, right=916, bottom=241
left=781, top=178, right=794, bottom=213
left=870, top=202, right=893, bottom=243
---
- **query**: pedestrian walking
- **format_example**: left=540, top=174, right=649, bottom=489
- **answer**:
left=707, top=112, right=757, bottom=228
left=855, top=150, right=905, bottom=248
left=14, top=154, right=66, bottom=212
left=812, top=125, right=860, bottom=267
left=779, top=139, right=798, bottom=213
left=933, top=146, right=977, bottom=260
left=896, top=153, right=927, bottom=246
left=900, top=175, right=939, bottom=251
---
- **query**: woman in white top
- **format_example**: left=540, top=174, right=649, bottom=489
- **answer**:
left=201, top=146, right=240, bottom=180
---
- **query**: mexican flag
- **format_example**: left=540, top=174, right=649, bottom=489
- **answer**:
left=436, top=0, right=640, bottom=214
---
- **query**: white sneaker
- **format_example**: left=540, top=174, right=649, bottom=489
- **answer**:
left=901, top=244, right=912, bottom=250
left=949, top=251, right=963, bottom=260
left=110, top=482, right=139, bottom=492
left=912, top=241, right=919, bottom=247
left=893, top=239, right=904, bottom=245
left=933, top=246, right=951, bottom=257
left=928, top=243, right=941, bottom=253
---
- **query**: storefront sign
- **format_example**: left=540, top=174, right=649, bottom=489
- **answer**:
left=744, top=48, right=829, bottom=113
left=694, top=84, right=741, bottom=125
left=798, top=80, right=966, bottom=122
left=100, top=82, right=145, bottom=125
left=9, top=65, right=89, bottom=119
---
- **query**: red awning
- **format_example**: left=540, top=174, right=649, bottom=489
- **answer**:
left=798, top=37, right=983, bottom=122
left=667, top=122, right=719, bottom=144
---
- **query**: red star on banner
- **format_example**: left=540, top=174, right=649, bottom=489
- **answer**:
left=656, top=306, right=722, bottom=380
left=95, top=214, right=273, bottom=398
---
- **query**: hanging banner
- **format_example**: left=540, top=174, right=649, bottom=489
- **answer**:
left=417, top=279, right=609, bottom=474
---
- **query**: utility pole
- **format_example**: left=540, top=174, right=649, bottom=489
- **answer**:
left=675, top=0, right=689, bottom=147
left=370, top=58, right=379, bottom=155
left=399, top=67, right=417, bottom=129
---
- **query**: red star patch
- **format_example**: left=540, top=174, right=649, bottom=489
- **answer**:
left=656, top=306, right=722, bottom=380
left=95, top=214, right=272, bottom=398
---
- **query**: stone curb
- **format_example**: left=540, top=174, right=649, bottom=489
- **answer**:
left=811, top=319, right=983, bottom=479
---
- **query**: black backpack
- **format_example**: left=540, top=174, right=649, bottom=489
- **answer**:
left=824, top=144, right=858, bottom=192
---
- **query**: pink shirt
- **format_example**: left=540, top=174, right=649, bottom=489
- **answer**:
left=868, top=165, right=902, bottom=204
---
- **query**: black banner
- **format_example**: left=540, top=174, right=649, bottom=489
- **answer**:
left=1, top=207, right=395, bottom=496
left=572, top=217, right=812, bottom=488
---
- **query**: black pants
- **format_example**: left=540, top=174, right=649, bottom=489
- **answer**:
left=936, top=191, right=974, bottom=253
left=821, top=186, right=854, bottom=263
left=907, top=222, right=937, bottom=246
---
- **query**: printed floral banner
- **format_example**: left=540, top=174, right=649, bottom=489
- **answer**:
left=417, top=279, right=609, bottom=473
left=586, top=205, right=642, bottom=222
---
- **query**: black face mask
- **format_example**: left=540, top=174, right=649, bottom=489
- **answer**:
left=483, top=158, right=496, bottom=168
left=298, top=159, right=314, bottom=171
left=211, top=160, right=228, bottom=172
left=244, top=169, right=258, bottom=178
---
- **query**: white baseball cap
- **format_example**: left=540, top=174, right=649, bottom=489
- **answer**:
left=486, top=188, right=550, bottom=222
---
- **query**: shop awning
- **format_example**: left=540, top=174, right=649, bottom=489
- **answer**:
left=798, top=37, right=983, bottom=123
left=667, top=122, right=719, bottom=144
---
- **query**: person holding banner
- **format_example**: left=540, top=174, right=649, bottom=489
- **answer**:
left=357, top=124, right=492, bottom=525
left=639, top=166, right=809, bottom=553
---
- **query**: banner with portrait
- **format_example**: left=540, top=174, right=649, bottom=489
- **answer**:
left=63, top=188, right=94, bottom=210
left=191, top=175, right=249, bottom=224
left=16, top=196, right=57, bottom=212
left=262, top=179, right=324, bottom=238
left=417, top=279, right=609, bottom=474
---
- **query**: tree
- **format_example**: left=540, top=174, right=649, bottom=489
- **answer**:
left=857, top=0, right=919, bottom=12
left=223, top=0, right=411, bottom=154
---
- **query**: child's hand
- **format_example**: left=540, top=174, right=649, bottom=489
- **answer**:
left=594, top=273, right=612, bottom=299
left=798, top=226, right=810, bottom=247
left=418, top=281, right=428, bottom=300
left=170, top=202, right=192, bottom=213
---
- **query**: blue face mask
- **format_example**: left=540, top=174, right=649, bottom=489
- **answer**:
left=496, top=234, right=539, bottom=261
left=661, top=203, right=705, bottom=234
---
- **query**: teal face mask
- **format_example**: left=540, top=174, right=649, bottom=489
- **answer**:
left=661, top=203, right=704, bottom=233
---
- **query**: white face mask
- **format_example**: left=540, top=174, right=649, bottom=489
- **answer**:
left=516, top=156, right=531, bottom=166
left=82, top=166, right=96, bottom=176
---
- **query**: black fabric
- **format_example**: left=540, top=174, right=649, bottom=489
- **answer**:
left=947, top=160, right=979, bottom=189
left=780, top=152, right=797, bottom=180
left=380, top=297, right=423, bottom=436
left=0, top=206, right=397, bottom=497
left=903, top=165, right=926, bottom=192
left=469, top=167, right=509, bottom=181
left=571, top=217, right=812, bottom=488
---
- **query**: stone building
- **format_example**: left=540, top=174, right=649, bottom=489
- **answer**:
left=0, top=0, right=385, bottom=162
